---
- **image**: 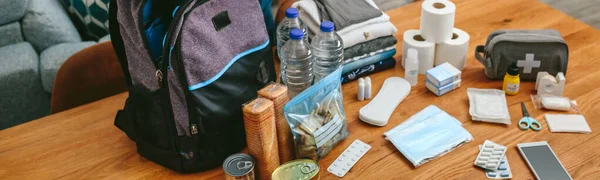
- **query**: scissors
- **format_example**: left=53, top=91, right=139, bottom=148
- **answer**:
left=518, top=102, right=542, bottom=131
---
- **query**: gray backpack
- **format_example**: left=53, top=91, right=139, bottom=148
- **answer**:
left=109, top=0, right=276, bottom=172
left=475, top=29, right=569, bottom=81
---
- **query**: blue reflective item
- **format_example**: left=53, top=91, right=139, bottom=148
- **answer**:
left=518, top=102, right=542, bottom=131
left=342, top=49, right=396, bottom=73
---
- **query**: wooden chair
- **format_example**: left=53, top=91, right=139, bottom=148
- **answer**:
left=50, top=41, right=127, bottom=113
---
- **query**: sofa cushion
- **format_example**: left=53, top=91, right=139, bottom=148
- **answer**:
left=0, top=42, right=50, bottom=130
left=98, top=34, right=111, bottom=43
left=0, top=0, right=28, bottom=26
left=40, top=41, right=96, bottom=93
left=0, top=22, right=24, bottom=48
left=62, top=0, right=110, bottom=40
left=22, top=0, right=82, bottom=52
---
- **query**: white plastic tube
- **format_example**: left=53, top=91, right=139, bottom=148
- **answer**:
left=357, top=78, right=365, bottom=101
left=365, top=77, right=372, bottom=99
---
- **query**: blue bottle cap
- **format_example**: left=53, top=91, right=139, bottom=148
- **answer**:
left=289, top=28, right=304, bottom=40
left=285, top=8, right=299, bottom=18
left=320, top=21, right=335, bottom=32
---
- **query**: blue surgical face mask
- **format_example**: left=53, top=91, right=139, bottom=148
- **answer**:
left=385, top=105, right=473, bottom=167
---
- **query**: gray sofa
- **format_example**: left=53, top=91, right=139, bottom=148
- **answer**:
left=0, top=0, right=108, bottom=129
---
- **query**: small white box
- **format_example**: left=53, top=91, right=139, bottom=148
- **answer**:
left=427, top=79, right=461, bottom=96
left=426, top=62, right=461, bottom=87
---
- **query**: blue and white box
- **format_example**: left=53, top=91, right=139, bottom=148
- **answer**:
left=426, top=79, right=461, bottom=96
left=426, top=62, right=461, bottom=87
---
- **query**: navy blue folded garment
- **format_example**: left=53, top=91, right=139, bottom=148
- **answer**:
left=341, top=57, right=396, bottom=84
left=343, top=48, right=395, bottom=73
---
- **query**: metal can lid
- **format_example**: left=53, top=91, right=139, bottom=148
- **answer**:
left=223, top=153, right=254, bottom=176
left=272, top=159, right=320, bottom=180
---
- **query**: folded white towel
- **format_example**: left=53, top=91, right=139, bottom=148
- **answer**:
left=293, top=0, right=397, bottom=48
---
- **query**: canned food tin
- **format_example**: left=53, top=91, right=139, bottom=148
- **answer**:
left=272, top=159, right=320, bottom=180
left=223, top=153, right=255, bottom=180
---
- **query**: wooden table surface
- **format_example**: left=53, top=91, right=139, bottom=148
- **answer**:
left=2, top=0, right=600, bottom=179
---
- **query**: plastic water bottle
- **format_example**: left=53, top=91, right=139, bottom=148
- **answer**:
left=276, top=8, right=307, bottom=60
left=280, top=28, right=314, bottom=98
left=311, top=21, right=343, bottom=82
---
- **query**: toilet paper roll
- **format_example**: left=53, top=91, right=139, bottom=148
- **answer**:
left=420, top=0, right=456, bottom=43
left=402, top=30, right=435, bottom=74
left=434, top=28, right=470, bottom=70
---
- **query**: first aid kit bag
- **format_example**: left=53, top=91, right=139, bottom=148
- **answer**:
left=475, top=29, right=568, bottom=81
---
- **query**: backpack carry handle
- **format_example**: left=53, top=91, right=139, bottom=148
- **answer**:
left=114, top=99, right=138, bottom=140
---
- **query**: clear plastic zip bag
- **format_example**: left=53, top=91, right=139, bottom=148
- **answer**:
left=284, top=68, right=348, bottom=161
left=531, top=94, right=580, bottom=112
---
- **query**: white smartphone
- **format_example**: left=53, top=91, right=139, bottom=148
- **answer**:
left=517, top=141, right=572, bottom=180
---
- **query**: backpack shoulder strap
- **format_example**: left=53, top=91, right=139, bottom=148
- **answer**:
left=110, top=0, right=137, bottom=140
left=109, top=0, right=133, bottom=88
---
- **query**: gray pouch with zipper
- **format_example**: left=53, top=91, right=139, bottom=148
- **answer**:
left=475, top=29, right=569, bottom=81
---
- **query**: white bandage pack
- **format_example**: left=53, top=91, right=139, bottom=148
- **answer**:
left=545, top=114, right=591, bottom=133
left=531, top=94, right=576, bottom=112
left=467, top=88, right=511, bottom=124
left=474, top=140, right=507, bottom=170
left=327, top=139, right=371, bottom=178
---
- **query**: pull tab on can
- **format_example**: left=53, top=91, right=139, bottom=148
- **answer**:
left=223, top=153, right=255, bottom=180
left=237, top=161, right=253, bottom=170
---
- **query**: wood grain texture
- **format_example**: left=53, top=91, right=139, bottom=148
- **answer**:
left=539, top=0, right=600, bottom=30
left=2, top=0, right=600, bottom=179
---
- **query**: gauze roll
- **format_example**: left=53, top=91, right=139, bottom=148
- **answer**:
left=420, top=0, right=456, bottom=43
left=402, top=30, right=435, bottom=74
left=434, top=28, right=470, bottom=70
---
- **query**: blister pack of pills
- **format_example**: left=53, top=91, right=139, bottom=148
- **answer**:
left=479, top=145, right=512, bottom=179
left=474, top=140, right=507, bottom=170
left=327, top=139, right=371, bottom=177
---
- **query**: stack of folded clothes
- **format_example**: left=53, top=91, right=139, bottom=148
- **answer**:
left=293, top=0, right=398, bottom=83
